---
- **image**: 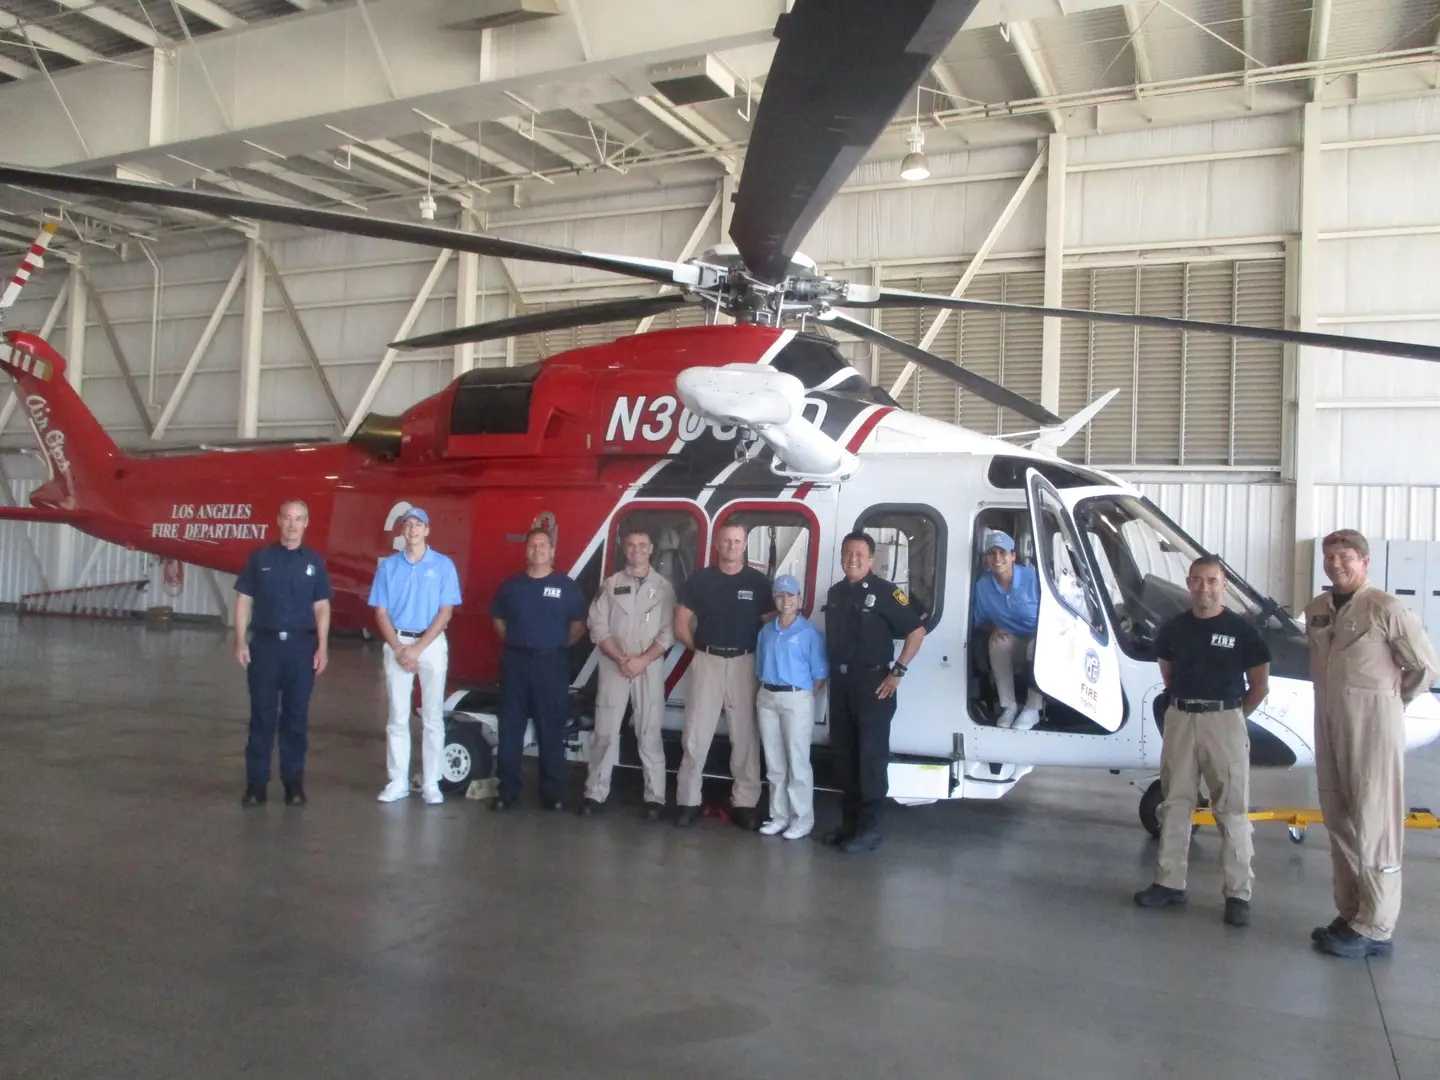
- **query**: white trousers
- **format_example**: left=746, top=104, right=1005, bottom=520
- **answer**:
left=989, top=632, right=1042, bottom=710
left=757, top=687, right=815, bottom=830
left=383, top=634, right=448, bottom=790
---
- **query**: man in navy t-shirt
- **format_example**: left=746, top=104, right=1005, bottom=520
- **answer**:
left=490, top=527, right=587, bottom=810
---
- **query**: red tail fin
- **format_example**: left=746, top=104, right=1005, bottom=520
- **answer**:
left=1, top=330, right=125, bottom=513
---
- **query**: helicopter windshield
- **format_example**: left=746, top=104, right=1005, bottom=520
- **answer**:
left=1070, top=494, right=1274, bottom=659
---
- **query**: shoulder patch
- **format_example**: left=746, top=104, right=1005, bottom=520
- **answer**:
left=893, top=588, right=909, bottom=606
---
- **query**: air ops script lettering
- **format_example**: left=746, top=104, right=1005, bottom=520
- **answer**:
left=24, top=395, right=70, bottom=476
left=605, top=395, right=738, bottom=444
left=151, top=503, right=266, bottom=541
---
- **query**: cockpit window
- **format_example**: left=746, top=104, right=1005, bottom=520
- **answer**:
left=1071, top=495, right=1272, bottom=659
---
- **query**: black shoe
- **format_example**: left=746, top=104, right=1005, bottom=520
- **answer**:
left=839, top=829, right=882, bottom=854
left=491, top=795, right=518, bottom=812
left=643, top=801, right=665, bottom=823
left=730, top=806, right=760, bottom=831
left=821, top=826, right=855, bottom=847
left=1224, top=898, right=1250, bottom=927
left=283, top=783, right=307, bottom=807
left=577, top=798, right=602, bottom=817
left=674, top=805, right=700, bottom=827
left=1133, top=883, right=1188, bottom=908
left=1315, top=925, right=1394, bottom=958
left=541, top=798, right=565, bottom=812
left=1311, top=916, right=1349, bottom=942
left=241, top=783, right=267, bottom=807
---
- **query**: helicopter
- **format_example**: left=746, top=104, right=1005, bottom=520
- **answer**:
left=4, top=0, right=1440, bottom=832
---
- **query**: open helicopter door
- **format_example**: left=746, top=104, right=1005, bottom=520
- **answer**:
left=1025, top=468, right=1124, bottom=732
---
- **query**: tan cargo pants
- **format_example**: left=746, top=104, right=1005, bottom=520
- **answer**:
left=584, top=659, right=667, bottom=805
left=1315, top=690, right=1406, bottom=941
left=676, top=650, right=761, bottom=809
left=1155, top=706, right=1254, bottom=901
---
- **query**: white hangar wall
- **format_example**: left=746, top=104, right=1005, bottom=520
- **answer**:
left=6, top=97, right=1440, bottom=611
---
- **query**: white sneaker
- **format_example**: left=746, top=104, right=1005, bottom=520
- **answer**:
left=421, top=786, right=443, bottom=805
left=995, top=705, right=1017, bottom=729
left=782, top=823, right=812, bottom=841
left=1013, top=707, right=1041, bottom=731
left=377, top=782, right=410, bottom=803
left=759, top=818, right=789, bottom=836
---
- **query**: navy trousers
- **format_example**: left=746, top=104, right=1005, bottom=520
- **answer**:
left=828, top=668, right=898, bottom=833
left=245, top=632, right=317, bottom=785
left=497, top=647, right=570, bottom=802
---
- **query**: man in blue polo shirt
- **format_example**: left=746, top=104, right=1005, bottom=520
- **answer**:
left=234, top=499, right=332, bottom=807
left=491, top=527, right=587, bottom=811
left=972, top=529, right=1044, bottom=730
left=369, top=507, right=463, bottom=805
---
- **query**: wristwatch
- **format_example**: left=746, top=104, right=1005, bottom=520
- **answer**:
left=890, top=663, right=907, bottom=678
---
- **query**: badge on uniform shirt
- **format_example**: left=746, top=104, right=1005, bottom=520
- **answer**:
left=1310, top=615, right=1331, bottom=628
left=893, top=588, right=909, bottom=606
left=864, top=593, right=876, bottom=609
left=738, top=589, right=754, bottom=601
left=543, top=586, right=562, bottom=599
left=614, top=585, right=632, bottom=595
left=306, top=564, right=315, bottom=577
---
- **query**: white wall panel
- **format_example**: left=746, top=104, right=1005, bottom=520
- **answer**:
left=1314, top=485, right=1440, bottom=543
left=1127, top=479, right=1294, bottom=603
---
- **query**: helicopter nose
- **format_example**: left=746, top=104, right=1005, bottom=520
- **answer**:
left=1403, top=692, right=1440, bottom=751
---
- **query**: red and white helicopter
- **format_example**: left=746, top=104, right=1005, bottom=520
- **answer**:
left=4, top=0, right=1439, bottom=830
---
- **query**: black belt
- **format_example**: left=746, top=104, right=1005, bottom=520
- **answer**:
left=700, top=646, right=753, bottom=658
left=1172, top=698, right=1243, bottom=713
left=395, top=630, right=430, bottom=638
left=761, top=682, right=805, bottom=693
left=834, top=663, right=887, bottom=676
left=252, top=629, right=314, bottom=641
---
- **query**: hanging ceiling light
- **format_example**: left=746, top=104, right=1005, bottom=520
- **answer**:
left=900, top=87, right=929, bottom=181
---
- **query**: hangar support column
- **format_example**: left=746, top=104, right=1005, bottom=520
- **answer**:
left=1292, top=101, right=1322, bottom=610
left=1041, top=131, right=1067, bottom=416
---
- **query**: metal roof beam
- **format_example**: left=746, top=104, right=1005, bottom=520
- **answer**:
left=493, top=115, right=596, bottom=169
left=1008, top=20, right=1065, bottom=131
left=243, top=159, right=369, bottom=208
left=930, top=60, right=968, bottom=108
left=634, top=94, right=737, bottom=172
left=1122, top=4, right=1155, bottom=85
left=1308, top=0, right=1333, bottom=100
left=0, top=12, right=102, bottom=65
left=0, top=54, right=36, bottom=81
left=173, top=1, right=246, bottom=31
left=412, top=115, right=530, bottom=177
left=50, top=0, right=169, bottom=49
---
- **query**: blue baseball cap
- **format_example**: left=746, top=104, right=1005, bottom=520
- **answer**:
left=983, top=529, right=1015, bottom=553
left=773, top=574, right=801, bottom=596
left=401, top=507, right=429, bottom=525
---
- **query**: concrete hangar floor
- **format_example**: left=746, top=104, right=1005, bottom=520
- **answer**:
left=2, top=615, right=1439, bottom=1080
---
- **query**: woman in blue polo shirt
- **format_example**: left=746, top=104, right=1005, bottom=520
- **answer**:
left=972, top=529, right=1043, bottom=730
left=755, top=574, right=828, bottom=840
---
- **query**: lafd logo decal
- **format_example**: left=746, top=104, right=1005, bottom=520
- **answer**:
left=1083, top=648, right=1101, bottom=685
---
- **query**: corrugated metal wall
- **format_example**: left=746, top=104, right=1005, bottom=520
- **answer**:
left=1313, top=485, right=1440, bottom=542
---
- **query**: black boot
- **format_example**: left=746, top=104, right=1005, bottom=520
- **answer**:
left=241, top=783, right=267, bottom=807
left=283, top=783, right=307, bottom=807
left=673, top=805, right=700, bottom=827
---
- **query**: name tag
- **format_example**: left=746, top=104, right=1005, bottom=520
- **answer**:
left=738, top=589, right=754, bottom=601
left=614, top=585, right=632, bottom=595
left=1211, top=634, right=1235, bottom=648
left=543, top=586, right=562, bottom=599
left=1310, top=615, right=1331, bottom=628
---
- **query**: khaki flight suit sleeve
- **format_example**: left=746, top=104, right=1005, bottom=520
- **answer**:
left=651, top=577, right=677, bottom=651
left=1388, top=604, right=1440, bottom=705
left=589, top=576, right=615, bottom=647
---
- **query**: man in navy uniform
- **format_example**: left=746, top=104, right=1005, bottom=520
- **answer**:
left=491, top=527, right=588, bottom=811
left=823, top=531, right=926, bottom=854
left=370, top=507, right=463, bottom=805
left=234, top=499, right=332, bottom=807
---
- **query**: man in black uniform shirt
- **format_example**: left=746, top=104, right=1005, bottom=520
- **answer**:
left=673, top=523, right=774, bottom=828
left=823, top=531, right=927, bottom=854
left=233, top=499, right=332, bottom=807
left=1135, top=555, right=1270, bottom=926
left=491, top=528, right=588, bottom=811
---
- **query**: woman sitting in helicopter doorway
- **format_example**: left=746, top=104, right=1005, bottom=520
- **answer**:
left=972, top=529, right=1044, bottom=730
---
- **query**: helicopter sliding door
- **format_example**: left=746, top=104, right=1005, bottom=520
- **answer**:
left=1025, top=469, right=1124, bottom=732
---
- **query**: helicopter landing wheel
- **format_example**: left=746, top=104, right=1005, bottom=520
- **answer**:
left=1139, top=780, right=1204, bottom=839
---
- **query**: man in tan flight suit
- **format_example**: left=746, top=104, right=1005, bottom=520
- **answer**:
left=578, top=529, right=676, bottom=822
left=1305, top=529, right=1439, bottom=958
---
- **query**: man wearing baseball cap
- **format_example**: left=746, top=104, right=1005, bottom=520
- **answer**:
left=368, top=506, right=463, bottom=804
left=754, top=574, right=828, bottom=840
left=972, top=529, right=1044, bottom=730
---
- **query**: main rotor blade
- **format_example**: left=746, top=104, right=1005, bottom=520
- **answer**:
left=729, top=0, right=977, bottom=284
left=851, top=288, right=1440, bottom=365
left=392, top=294, right=694, bottom=350
left=0, top=165, right=689, bottom=287
left=819, top=310, right=1062, bottom=425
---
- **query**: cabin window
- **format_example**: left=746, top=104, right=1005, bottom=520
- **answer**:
left=610, top=505, right=704, bottom=595
left=1032, top=483, right=1107, bottom=640
left=854, top=504, right=945, bottom=629
left=714, top=505, right=818, bottom=614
